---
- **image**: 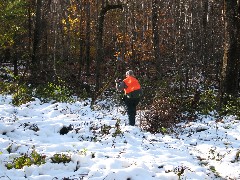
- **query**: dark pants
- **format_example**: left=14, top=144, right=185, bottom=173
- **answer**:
left=124, top=97, right=140, bottom=126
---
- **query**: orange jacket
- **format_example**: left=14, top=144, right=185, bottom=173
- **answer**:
left=123, top=76, right=141, bottom=94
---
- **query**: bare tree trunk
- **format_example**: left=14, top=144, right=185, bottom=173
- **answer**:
left=201, top=0, right=208, bottom=79
left=85, top=0, right=91, bottom=75
left=78, top=0, right=85, bottom=78
left=28, top=1, right=32, bottom=57
left=13, top=55, right=18, bottom=77
left=152, top=0, right=161, bottom=78
left=95, top=2, right=123, bottom=92
left=220, top=0, right=239, bottom=99
left=31, top=0, right=43, bottom=81
left=237, top=0, right=240, bottom=91
left=130, top=2, right=136, bottom=65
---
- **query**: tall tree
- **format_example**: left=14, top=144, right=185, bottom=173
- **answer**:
left=238, top=0, right=240, bottom=91
left=85, top=0, right=91, bottom=75
left=95, top=1, right=123, bottom=92
left=152, top=0, right=161, bottom=77
left=77, top=0, right=85, bottom=78
left=220, top=0, right=240, bottom=97
left=31, top=0, right=43, bottom=81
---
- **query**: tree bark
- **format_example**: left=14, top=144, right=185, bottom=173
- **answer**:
left=95, top=3, right=123, bottom=92
left=85, top=0, right=91, bottom=76
left=237, top=0, right=240, bottom=91
left=220, top=0, right=240, bottom=99
left=31, top=0, right=43, bottom=82
left=152, top=0, right=161, bottom=78
left=78, top=0, right=85, bottom=78
left=201, top=0, right=208, bottom=79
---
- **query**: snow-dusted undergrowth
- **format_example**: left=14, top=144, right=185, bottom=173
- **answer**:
left=0, top=95, right=239, bottom=180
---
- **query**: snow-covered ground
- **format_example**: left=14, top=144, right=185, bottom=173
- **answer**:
left=0, top=94, right=239, bottom=180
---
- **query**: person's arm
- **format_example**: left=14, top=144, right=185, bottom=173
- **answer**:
left=116, top=81, right=127, bottom=91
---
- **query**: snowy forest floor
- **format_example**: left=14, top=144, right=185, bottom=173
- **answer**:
left=0, top=94, right=239, bottom=180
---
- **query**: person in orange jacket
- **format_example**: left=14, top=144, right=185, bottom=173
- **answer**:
left=115, top=70, right=142, bottom=126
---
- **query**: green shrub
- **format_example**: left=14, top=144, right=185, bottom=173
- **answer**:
left=0, top=77, right=33, bottom=106
left=100, top=124, right=112, bottom=135
left=50, top=153, right=71, bottom=164
left=1, top=80, right=74, bottom=105
left=220, top=95, right=240, bottom=119
left=34, top=81, right=74, bottom=103
left=0, top=81, right=10, bottom=94
left=12, top=83, right=34, bottom=106
left=112, top=119, right=123, bottom=137
left=0, top=80, right=16, bottom=95
left=197, top=89, right=218, bottom=115
left=5, top=150, right=46, bottom=169
left=181, top=89, right=218, bottom=116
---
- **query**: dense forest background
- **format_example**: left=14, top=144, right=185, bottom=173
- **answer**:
left=0, top=0, right=240, bottom=131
